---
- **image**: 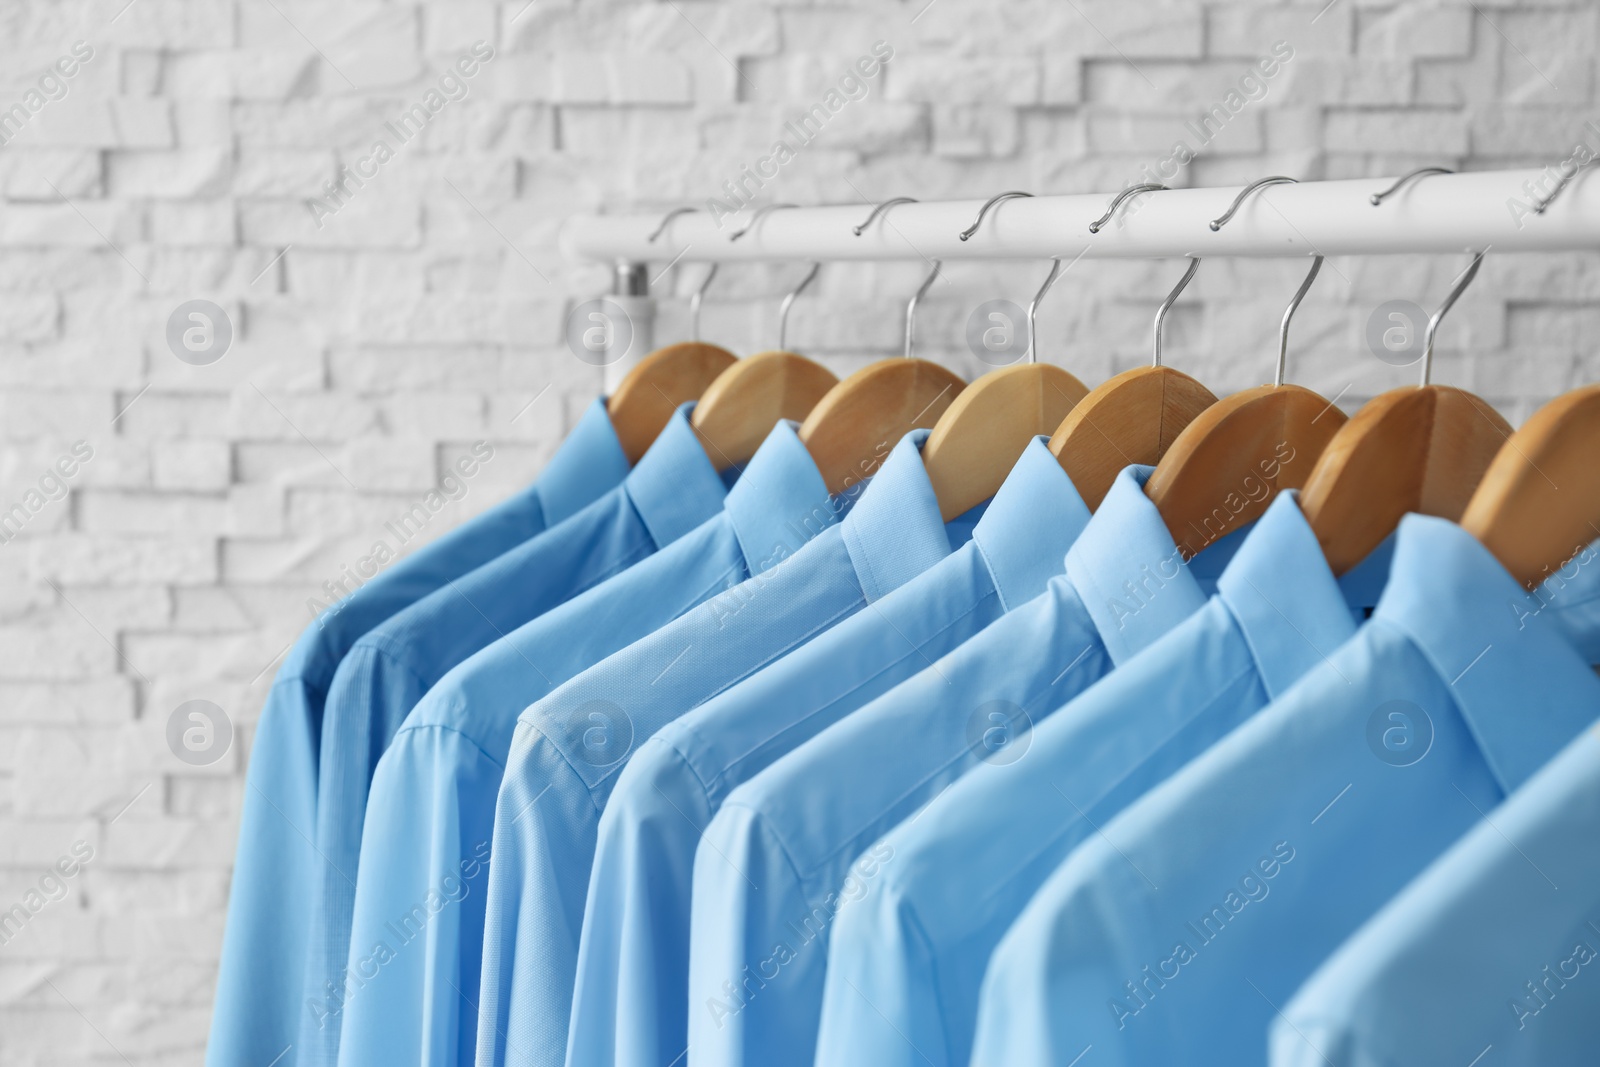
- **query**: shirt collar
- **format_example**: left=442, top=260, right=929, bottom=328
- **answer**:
left=1375, top=515, right=1600, bottom=793
left=840, top=429, right=954, bottom=603
left=535, top=395, right=630, bottom=524
left=721, top=420, right=836, bottom=574
left=623, top=402, right=728, bottom=547
left=1526, top=538, right=1600, bottom=664
left=1337, top=530, right=1396, bottom=622
left=1216, top=492, right=1372, bottom=701
left=971, top=436, right=1092, bottom=611
left=1063, top=464, right=1240, bottom=666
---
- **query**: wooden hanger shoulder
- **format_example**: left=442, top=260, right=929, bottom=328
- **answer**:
left=608, top=341, right=739, bottom=463
left=1301, top=385, right=1511, bottom=575
left=688, top=349, right=839, bottom=471
left=1049, top=365, right=1218, bottom=511
left=798, top=359, right=966, bottom=495
left=1462, top=383, right=1600, bottom=589
left=920, top=363, right=1089, bottom=520
left=1145, top=383, right=1346, bottom=555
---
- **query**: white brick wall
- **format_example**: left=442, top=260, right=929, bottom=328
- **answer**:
left=0, top=1, right=1596, bottom=1061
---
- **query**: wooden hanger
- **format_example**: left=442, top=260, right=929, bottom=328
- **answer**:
left=689, top=260, right=839, bottom=470
left=1146, top=249, right=1348, bottom=554
left=922, top=257, right=1089, bottom=520
left=1301, top=252, right=1512, bottom=574
left=1044, top=184, right=1217, bottom=510
left=609, top=341, right=738, bottom=463
left=608, top=264, right=739, bottom=462
left=1050, top=257, right=1218, bottom=510
left=1461, top=384, right=1600, bottom=590
left=796, top=259, right=965, bottom=494
left=1051, top=366, right=1217, bottom=511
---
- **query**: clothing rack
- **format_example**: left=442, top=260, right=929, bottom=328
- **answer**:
left=563, top=168, right=1593, bottom=274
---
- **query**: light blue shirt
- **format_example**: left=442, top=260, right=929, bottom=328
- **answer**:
left=1277, top=662, right=1600, bottom=1062
left=332, top=421, right=835, bottom=1067
left=971, top=516, right=1600, bottom=1067
left=686, top=465, right=1247, bottom=1067
left=474, top=431, right=977, bottom=1067
left=566, top=437, right=1091, bottom=1067
left=297, top=404, right=729, bottom=1067
left=815, top=492, right=1391, bottom=1067
left=207, top=398, right=626, bottom=1067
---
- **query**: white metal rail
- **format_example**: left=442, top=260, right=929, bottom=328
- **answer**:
left=561, top=169, right=1595, bottom=265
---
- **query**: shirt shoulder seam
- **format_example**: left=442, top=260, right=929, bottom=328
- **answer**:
left=389, top=721, right=505, bottom=771
left=705, top=591, right=997, bottom=796
left=623, top=592, right=867, bottom=798
left=952, top=656, right=1262, bottom=918
left=714, top=796, right=812, bottom=895
left=345, top=636, right=434, bottom=697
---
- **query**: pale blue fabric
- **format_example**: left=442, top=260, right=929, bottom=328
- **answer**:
left=685, top=465, right=1248, bottom=1067
left=971, top=516, right=1600, bottom=1067
left=814, top=492, right=1393, bottom=1067
left=333, top=422, right=835, bottom=1067
left=566, top=438, right=1091, bottom=1067
left=1276, top=605, right=1600, bottom=1066
left=206, top=398, right=626, bottom=1067
left=296, top=404, right=729, bottom=1067
left=475, top=432, right=975, bottom=1067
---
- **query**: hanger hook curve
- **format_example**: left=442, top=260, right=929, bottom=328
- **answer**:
left=1153, top=259, right=1202, bottom=367
left=648, top=206, right=697, bottom=243
left=959, top=191, right=1032, bottom=241
left=1276, top=256, right=1324, bottom=387
left=855, top=198, right=919, bottom=236
left=1026, top=259, right=1066, bottom=364
left=1210, top=176, right=1298, bottom=231
left=1369, top=167, right=1454, bottom=207
left=1089, top=183, right=1168, bottom=234
left=778, top=261, right=820, bottom=351
left=904, top=261, right=942, bottom=359
left=689, top=264, right=718, bottom=342
left=1421, top=251, right=1484, bottom=386
left=730, top=203, right=798, bottom=242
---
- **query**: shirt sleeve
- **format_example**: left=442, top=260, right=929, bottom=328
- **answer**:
left=567, top=738, right=713, bottom=1067
left=1273, top=726, right=1600, bottom=1067
left=335, top=714, right=501, bottom=1067
left=687, top=801, right=828, bottom=1067
left=969, top=869, right=1107, bottom=1067
left=815, top=863, right=945, bottom=1067
left=969, top=782, right=1284, bottom=1067
left=300, top=643, right=431, bottom=1066
left=475, top=729, right=600, bottom=1067
left=206, top=675, right=321, bottom=1067
left=1269, top=1019, right=1374, bottom=1067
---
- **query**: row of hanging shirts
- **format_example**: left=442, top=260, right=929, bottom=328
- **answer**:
left=206, top=167, right=1600, bottom=1067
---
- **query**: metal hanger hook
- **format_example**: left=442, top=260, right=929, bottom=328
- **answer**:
left=1210, top=176, right=1298, bottom=231
left=730, top=203, right=798, bottom=242
left=1369, top=167, right=1454, bottom=207
left=854, top=197, right=918, bottom=236
left=689, top=264, right=718, bottom=342
left=904, top=261, right=942, bottom=359
left=1089, top=183, right=1168, bottom=234
left=647, top=206, right=697, bottom=243
left=1026, top=258, right=1066, bottom=364
left=778, top=261, right=820, bottom=351
left=959, top=191, right=1032, bottom=241
left=1421, top=251, right=1484, bottom=386
left=1153, top=259, right=1202, bottom=367
left=1276, top=256, right=1324, bottom=387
